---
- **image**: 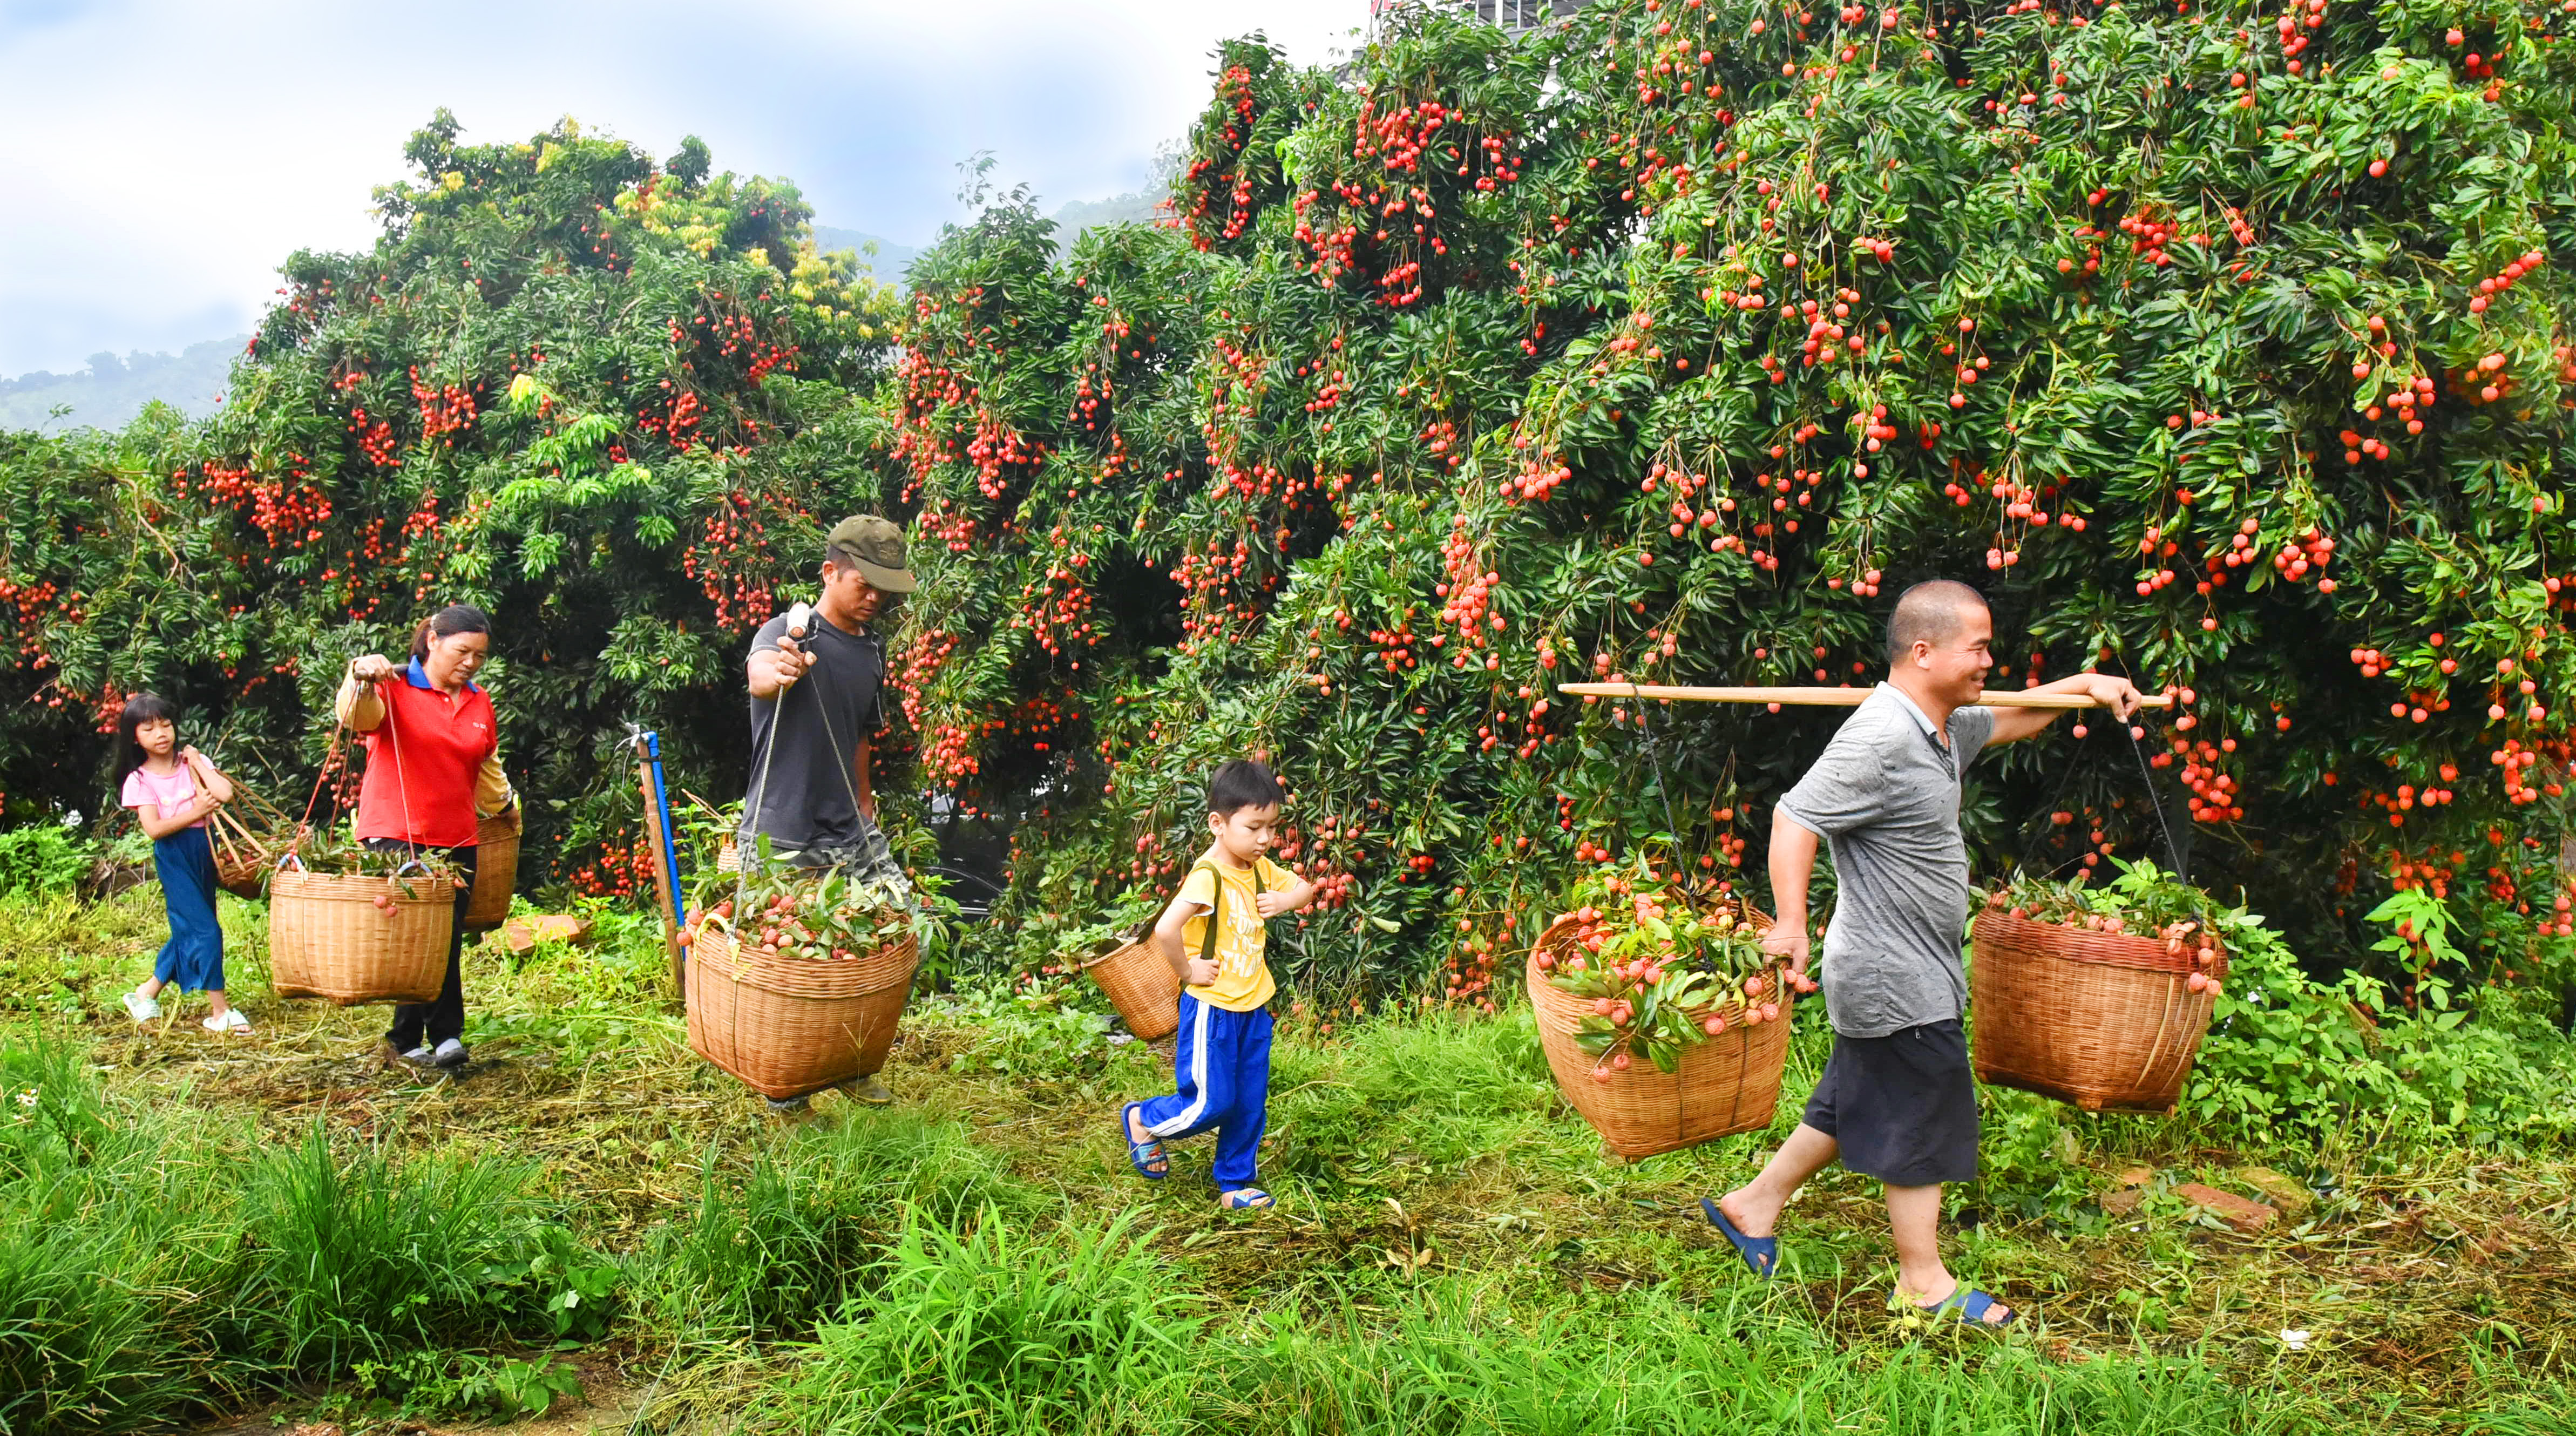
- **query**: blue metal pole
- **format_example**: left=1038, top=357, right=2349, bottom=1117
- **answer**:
left=641, top=730, right=687, bottom=937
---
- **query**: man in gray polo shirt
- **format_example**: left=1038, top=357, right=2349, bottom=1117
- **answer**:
left=1699, top=580, right=2139, bottom=1327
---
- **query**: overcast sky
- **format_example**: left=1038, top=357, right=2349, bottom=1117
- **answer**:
left=0, top=0, right=1360, bottom=376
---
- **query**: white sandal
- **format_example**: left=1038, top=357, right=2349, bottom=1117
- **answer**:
left=202, top=1009, right=252, bottom=1034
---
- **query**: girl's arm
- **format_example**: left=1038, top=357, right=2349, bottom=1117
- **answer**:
left=181, top=747, right=235, bottom=802
left=134, top=797, right=215, bottom=841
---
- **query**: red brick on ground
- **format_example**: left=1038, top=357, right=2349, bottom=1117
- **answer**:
left=2175, top=1182, right=2276, bottom=1233
left=500, top=915, right=597, bottom=956
left=2236, top=1166, right=2315, bottom=1218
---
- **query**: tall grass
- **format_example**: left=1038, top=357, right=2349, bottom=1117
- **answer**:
left=643, top=1107, right=1029, bottom=1347
left=778, top=1210, right=1198, bottom=1436
left=0, top=1037, right=234, bottom=1435
left=0, top=1218, right=210, bottom=1435
left=1209, top=1281, right=2316, bottom=1436
left=229, top=1124, right=546, bottom=1374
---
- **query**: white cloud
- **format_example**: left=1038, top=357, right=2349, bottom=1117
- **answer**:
left=0, top=0, right=1362, bottom=374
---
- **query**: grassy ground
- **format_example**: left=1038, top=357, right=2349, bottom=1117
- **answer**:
left=5, top=886, right=2572, bottom=1434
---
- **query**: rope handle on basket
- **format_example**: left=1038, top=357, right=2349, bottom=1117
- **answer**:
left=734, top=607, right=808, bottom=915
left=691, top=911, right=739, bottom=982
left=2123, top=722, right=2189, bottom=884
left=275, top=853, right=306, bottom=872
left=305, top=663, right=429, bottom=857
left=378, top=670, right=424, bottom=852
left=293, top=720, right=349, bottom=846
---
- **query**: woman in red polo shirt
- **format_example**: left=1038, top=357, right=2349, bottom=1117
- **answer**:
left=335, top=604, right=516, bottom=1072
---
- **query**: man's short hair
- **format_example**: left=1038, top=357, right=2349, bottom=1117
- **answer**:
left=1885, top=580, right=1989, bottom=666
left=1208, top=758, right=1285, bottom=817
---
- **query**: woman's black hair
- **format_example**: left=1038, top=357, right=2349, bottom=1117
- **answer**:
left=410, top=603, right=493, bottom=663
left=114, top=692, right=182, bottom=785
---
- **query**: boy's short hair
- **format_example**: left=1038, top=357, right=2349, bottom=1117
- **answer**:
left=1207, top=758, right=1284, bottom=817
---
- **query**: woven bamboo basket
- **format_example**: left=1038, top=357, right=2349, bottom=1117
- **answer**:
left=207, top=810, right=277, bottom=900
left=1527, top=912, right=1797, bottom=1160
left=462, top=808, right=521, bottom=933
left=687, top=918, right=919, bottom=1100
left=1968, top=909, right=2230, bottom=1114
left=268, top=861, right=457, bottom=1005
left=1080, top=934, right=1181, bottom=1042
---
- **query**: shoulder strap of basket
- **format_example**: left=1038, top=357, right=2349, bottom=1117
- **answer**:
left=1193, top=859, right=1224, bottom=970
left=290, top=722, right=350, bottom=857
left=736, top=611, right=875, bottom=911
left=798, top=624, right=873, bottom=833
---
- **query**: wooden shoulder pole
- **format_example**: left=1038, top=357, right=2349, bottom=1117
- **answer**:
left=1556, top=682, right=2174, bottom=709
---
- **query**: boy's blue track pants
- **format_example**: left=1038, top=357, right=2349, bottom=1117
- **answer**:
left=1136, top=994, right=1273, bottom=1189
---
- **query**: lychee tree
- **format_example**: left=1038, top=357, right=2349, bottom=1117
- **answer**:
left=0, top=112, right=906, bottom=889
left=894, top=0, right=2576, bottom=1015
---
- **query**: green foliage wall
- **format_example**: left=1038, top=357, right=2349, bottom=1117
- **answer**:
left=891, top=1, right=2576, bottom=1005
left=2, top=4, right=2572, bottom=1006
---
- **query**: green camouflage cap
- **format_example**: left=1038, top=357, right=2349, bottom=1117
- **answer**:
left=825, top=514, right=917, bottom=593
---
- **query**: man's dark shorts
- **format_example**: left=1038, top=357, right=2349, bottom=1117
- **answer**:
left=1801, top=1018, right=1978, bottom=1186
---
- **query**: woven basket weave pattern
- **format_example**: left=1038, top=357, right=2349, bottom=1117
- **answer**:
left=268, top=868, right=455, bottom=1005
left=1080, top=938, right=1181, bottom=1042
left=687, top=926, right=919, bottom=1099
left=212, top=848, right=270, bottom=900
left=208, top=812, right=276, bottom=899
left=1527, top=916, right=1795, bottom=1159
left=1969, top=910, right=2228, bottom=1113
left=462, top=810, right=521, bottom=933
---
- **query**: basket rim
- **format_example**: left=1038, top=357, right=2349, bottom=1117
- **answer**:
left=693, top=920, right=920, bottom=990
left=1972, top=907, right=2229, bottom=978
left=1079, top=934, right=1158, bottom=971
left=270, top=867, right=456, bottom=902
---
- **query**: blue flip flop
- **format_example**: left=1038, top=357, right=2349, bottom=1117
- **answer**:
left=1120, top=1102, right=1167, bottom=1180
left=1220, top=1187, right=1275, bottom=1210
left=1896, top=1284, right=2017, bottom=1327
left=1701, top=1197, right=1778, bottom=1278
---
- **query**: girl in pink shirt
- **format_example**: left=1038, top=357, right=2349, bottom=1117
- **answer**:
left=114, top=694, right=245, bottom=1032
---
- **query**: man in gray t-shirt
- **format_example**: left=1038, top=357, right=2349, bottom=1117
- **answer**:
left=1698, top=580, right=2139, bottom=1329
left=740, top=514, right=919, bottom=1112
left=1779, top=689, right=1994, bottom=1039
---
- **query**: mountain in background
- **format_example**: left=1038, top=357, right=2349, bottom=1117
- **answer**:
left=1045, top=189, right=1169, bottom=250
left=809, top=227, right=920, bottom=280
left=812, top=187, right=1170, bottom=281
left=0, top=338, right=242, bottom=433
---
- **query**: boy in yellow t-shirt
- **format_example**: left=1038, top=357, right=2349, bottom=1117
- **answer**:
left=1120, top=759, right=1316, bottom=1210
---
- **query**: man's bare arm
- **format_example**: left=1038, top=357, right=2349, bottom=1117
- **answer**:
left=1986, top=672, right=2144, bottom=744
left=746, top=635, right=812, bottom=701
left=1766, top=810, right=1818, bottom=985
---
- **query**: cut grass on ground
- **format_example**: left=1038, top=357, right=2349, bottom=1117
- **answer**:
left=4, top=887, right=2571, bottom=1434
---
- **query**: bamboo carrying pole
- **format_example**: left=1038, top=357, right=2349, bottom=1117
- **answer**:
left=1556, top=682, right=2174, bottom=709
